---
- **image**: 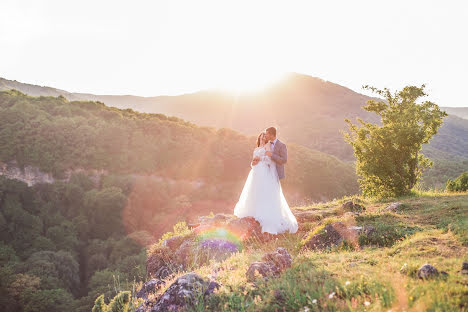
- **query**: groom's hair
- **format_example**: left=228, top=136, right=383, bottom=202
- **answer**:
left=265, top=127, right=277, bottom=137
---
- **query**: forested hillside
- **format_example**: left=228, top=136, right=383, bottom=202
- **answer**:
left=2, top=75, right=466, bottom=189
left=0, top=90, right=358, bottom=202
left=0, top=90, right=360, bottom=311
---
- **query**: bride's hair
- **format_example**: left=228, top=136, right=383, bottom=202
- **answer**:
left=256, top=132, right=266, bottom=147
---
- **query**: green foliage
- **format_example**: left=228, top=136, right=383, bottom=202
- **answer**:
left=344, top=85, right=448, bottom=198
left=158, top=221, right=192, bottom=245
left=108, top=291, right=130, bottom=312
left=91, top=294, right=107, bottom=312
left=446, top=171, right=468, bottom=192
left=0, top=175, right=146, bottom=312
left=0, top=90, right=359, bottom=202
left=356, top=213, right=422, bottom=247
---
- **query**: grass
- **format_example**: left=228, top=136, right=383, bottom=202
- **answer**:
left=137, top=191, right=468, bottom=312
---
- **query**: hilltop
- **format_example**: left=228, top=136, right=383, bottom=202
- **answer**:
left=125, top=191, right=468, bottom=312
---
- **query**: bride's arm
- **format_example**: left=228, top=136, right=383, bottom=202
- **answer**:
left=251, top=148, right=260, bottom=167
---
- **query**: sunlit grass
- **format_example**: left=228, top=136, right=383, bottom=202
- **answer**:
left=138, top=191, right=468, bottom=311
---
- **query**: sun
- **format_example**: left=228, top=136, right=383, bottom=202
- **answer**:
left=213, top=70, right=287, bottom=95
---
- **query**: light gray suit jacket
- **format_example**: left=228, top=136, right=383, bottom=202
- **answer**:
left=271, top=139, right=287, bottom=180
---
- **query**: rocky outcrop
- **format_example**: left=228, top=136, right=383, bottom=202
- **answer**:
left=136, top=279, right=166, bottom=300
left=149, top=273, right=219, bottom=312
left=302, top=222, right=360, bottom=250
left=246, top=248, right=292, bottom=282
left=0, top=160, right=106, bottom=186
left=147, top=246, right=179, bottom=279
left=147, top=215, right=263, bottom=278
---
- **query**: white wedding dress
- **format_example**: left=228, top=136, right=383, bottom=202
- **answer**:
left=234, top=146, right=298, bottom=234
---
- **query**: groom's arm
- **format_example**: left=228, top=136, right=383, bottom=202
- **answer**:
left=271, top=144, right=287, bottom=165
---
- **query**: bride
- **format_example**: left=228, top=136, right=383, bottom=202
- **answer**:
left=234, top=131, right=298, bottom=234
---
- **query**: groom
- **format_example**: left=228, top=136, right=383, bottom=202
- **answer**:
left=251, top=127, right=288, bottom=180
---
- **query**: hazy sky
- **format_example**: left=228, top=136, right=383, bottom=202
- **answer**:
left=1, top=0, right=467, bottom=107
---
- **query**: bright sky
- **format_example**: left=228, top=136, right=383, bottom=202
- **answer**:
left=0, top=0, right=467, bottom=107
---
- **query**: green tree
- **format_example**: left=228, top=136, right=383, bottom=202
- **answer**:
left=344, top=85, right=447, bottom=198
left=446, top=171, right=468, bottom=192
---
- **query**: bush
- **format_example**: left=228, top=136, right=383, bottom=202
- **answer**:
left=446, top=171, right=468, bottom=192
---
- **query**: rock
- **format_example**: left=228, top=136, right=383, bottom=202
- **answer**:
left=150, top=273, right=219, bottom=312
left=462, top=262, right=468, bottom=274
left=136, top=279, right=166, bottom=300
left=226, top=217, right=263, bottom=241
left=246, top=248, right=293, bottom=282
left=303, top=222, right=359, bottom=250
left=162, top=236, right=187, bottom=251
left=349, top=225, right=376, bottom=236
left=362, top=225, right=376, bottom=236
left=174, top=240, right=196, bottom=268
left=147, top=246, right=175, bottom=279
left=135, top=299, right=153, bottom=312
left=246, top=261, right=278, bottom=282
left=417, top=264, right=440, bottom=279
left=385, top=202, right=403, bottom=212
left=341, top=201, right=365, bottom=213
left=196, top=213, right=234, bottom=227
left=212, top=213, right=233, bottom=225
left=154, top=265, right=176, bottom=280
left=261, top=247, right=292, bottom=271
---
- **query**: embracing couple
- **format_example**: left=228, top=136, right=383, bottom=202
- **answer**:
left=234, top=127, right=298, bottom=234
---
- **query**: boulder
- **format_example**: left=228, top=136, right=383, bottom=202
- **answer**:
left=261, top=247, right=292, bottom=271
left=462, top=262, right=468, bottom=275
left=246, top=261, right=278, bottom=282
left=226, top=217, right=263, bottom=241
left=417, top=264, right=448, bottom=279
left=341, top=201, right=365, bottom=213
left=150, top=273, right=219, bottom=312
left=246, top=248, right=293, bottom=282
left=136, top=279, right=166, bottom=300
left=303, top=222, right=359, bottom=250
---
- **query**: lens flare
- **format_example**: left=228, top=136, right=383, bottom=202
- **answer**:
left=193, top=224, right=244, bottom=251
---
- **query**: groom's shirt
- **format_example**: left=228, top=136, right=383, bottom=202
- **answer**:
left=270, top=138, right=278, bottom=151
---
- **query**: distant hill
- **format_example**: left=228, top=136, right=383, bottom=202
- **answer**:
left=442, top=106, right=468, bottom=120
left=2, top=74, right=467, bottom=188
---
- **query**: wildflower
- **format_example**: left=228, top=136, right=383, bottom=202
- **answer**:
left=345, top=280, right=351, bottom=286
left=328, top=292, right=335, bottom=299
left=312, top=299, right=317, bottom=304
left=364, top=301, right=370, bottom=306
left=303, top=307, right=310, bottom=312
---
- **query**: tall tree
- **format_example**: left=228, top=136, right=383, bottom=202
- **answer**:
left=344, top=85, right=447, bottom=198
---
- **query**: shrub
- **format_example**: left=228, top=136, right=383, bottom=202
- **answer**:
left=446, top=171, right=468, bottom=192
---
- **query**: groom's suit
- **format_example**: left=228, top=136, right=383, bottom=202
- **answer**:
left=270, top=139, right=287, bottom=180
